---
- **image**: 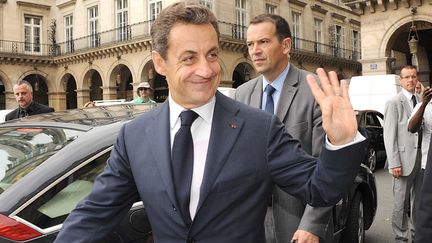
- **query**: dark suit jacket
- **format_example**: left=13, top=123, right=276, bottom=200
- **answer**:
left=5, top=101, right=54, bottom=121
left=235, top=64, right=332, bottom=240
left=415, top=137, right=432, bottom=243
left=55, top=92, right=366, bottom=243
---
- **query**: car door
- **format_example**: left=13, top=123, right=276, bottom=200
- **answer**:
left=11, top=148, right=152, bottom=242
left=365, top=111, right=386, bottom=161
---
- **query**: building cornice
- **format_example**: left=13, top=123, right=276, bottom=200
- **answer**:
left=16, top=1, right=51, bottom=10
left=331, top=12, right=347, bottom=21
left=311, top=4, right=329, bottom=14
left=291, top=50, right=362, bottom=71
left=318, top=0, right=360, bottom=16
left=57, top=0, right=76, bottom=9
left=288, top=0, right=308, bottom=8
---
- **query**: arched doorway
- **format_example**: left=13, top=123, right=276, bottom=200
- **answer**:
left=63, top=74, right=77, bottom=109
left=115, top=64, right=133, bottom=101
left=24, top=74, right=49, bottom=106
left=387, top=20, right=432, bottom=85
left=232, top=63, right=255, bottom=88
left=89, top=71, right=103, bottom=101
left=0, top=79, right=5, bottom=110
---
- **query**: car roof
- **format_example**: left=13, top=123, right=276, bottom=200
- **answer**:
left=0, top=103, right=156, bottom=128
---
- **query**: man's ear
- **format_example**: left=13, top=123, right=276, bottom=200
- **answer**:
left=282, top=37, right=292, bottom=54
left=152, top=51, right=167, bottom=76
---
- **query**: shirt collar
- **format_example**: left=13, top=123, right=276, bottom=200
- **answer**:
left=402, top=88, right=416, bottom=101
left=262, top=63, right=290, bottom=93
left=169, top=94, right=215, bottom=129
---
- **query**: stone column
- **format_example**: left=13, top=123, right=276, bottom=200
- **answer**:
left=219, top=80, right=234, bottom=88
left=361, top=57, right=394, bottom=75
left=4, top=91, right=16, bottom=110
left=48, top=92, right=67, bottom=111
left=76, top=89, right=91, bottom=108
left=102, top=86, right=119, bottom=100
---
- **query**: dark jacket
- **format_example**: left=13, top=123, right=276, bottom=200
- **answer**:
left=5, top=101, right=55, bottom=121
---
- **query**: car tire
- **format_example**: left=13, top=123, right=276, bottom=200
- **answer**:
left=342, top=192, right=365, bottom=243
left=367, top=147, right=377, bottom=172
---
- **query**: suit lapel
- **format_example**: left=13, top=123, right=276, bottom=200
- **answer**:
left=250, top=77, right=263, bottom=109
left=399, top=92, right=413, bottom=117
left=276, top=65, right=299, bottom=121
left=149, top=102, right=178, bottom=206
left=196, top=92, right=244, bottom=211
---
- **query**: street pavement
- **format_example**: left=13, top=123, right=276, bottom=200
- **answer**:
left=365, top=167, right=394, bottom=243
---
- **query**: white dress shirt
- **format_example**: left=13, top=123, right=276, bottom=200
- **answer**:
left=169, top=95, right=215, bottom=219
left=409, top=101, right=432, bottom=169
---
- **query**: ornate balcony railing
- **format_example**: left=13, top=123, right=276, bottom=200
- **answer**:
left=0, top=20, right=360, bottom=62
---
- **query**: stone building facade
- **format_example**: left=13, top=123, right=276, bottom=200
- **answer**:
left=344, top=0, right=432, bottom=86
left=0, top=0, right=362, bottom=111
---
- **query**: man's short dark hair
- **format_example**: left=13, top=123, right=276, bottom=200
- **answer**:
left=150, top=2, right=219, bottom=60
left=249, top=14, right=292, bottom=42
left=15, top=80, right=33, bottom=93
left=400, top=65, right=417, bottom=75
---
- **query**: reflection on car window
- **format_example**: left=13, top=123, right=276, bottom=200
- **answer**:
left=0, top=127, right=83, bottom=195
left=366, top=113, right=381, bottom=127
left=16, top=150, right=110, bottom=229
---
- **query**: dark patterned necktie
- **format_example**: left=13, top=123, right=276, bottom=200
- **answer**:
left=265, top=84, right=276, bottom=114
left=411, top=95, right=417, bottom=108
left=171, top=110, right=199, bottom=227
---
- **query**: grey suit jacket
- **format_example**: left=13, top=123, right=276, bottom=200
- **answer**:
left=235, top=64, right=332, bottom=240
left=56, top=92, right=366, bottom=243
left=384, top=91, right=420, bottom=176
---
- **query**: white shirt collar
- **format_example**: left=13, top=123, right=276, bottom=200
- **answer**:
left=169, top=94, right=215, bottom=129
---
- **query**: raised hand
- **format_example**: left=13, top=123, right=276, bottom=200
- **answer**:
left=306, top=68, right=358, bottom=145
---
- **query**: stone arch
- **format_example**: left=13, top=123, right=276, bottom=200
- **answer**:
left=18, top=69, right=51, bottom=106
left=108, top=58, right=134, bottom=100
left=83, top=69, right=103, bottom=101
left=232, top=61, right=255, bottom=88
left=59, top=72, right=78, bottom=109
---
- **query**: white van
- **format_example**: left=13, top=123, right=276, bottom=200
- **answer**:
left=348, top=75, right=401, bottom=114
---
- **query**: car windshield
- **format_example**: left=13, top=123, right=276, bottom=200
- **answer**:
left=0, top=127, right=84, bottom=195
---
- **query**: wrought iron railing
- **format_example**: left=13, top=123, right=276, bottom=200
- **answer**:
left=0, top=20, right=360, bottom=61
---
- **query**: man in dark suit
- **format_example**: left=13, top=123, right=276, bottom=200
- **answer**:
left=5, top=80, right=54, bottom=121
left=236, top=14, right=332, bottom=243
left=55, top=3, right=366, bottom=243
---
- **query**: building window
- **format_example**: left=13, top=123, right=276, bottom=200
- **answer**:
left=65, top=15, right=73, bottom=53
left=351, top=30, right=360, bottom=60
left=333, top=25, right=345, bottom=57
left=149, top=0, right=162, bottom=21
left=24, top=16, right=41, bottom=53
left=88, top=6, right=99, bottom=48
left=292, top=12, right=301, bottom=49
left=116, top=0, right=129, bottom=41
left=199, top=0, right=213, bottom=10
left=234, top=0, right=247, bottom=39
left=266, top=3, right=277, bottom=14
left=314, top=18, right=322, bottom=53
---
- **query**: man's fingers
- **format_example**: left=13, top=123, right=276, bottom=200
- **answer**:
left=306, top=74, right=325, bottom=102
left=328, top=71, right=341, bottom=95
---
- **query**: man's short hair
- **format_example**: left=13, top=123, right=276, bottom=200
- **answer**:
left=15, top=80, right=33, bottom=93
left=249, top=14, right=292, bottom=42
left=150, top=2, right=219, bottom=60
left=400, top=65, right=417, bottom=75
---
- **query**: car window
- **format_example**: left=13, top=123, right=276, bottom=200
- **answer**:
left=366, top=113, right=381, bottom=127
left=15, top=150, right=110, bottom=229
left=0, top=127, right=84, bottom=195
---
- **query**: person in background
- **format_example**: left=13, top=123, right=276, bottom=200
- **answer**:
left=132, top=81, right=157, bottom=104
left=5, top=80, right=54, bottom=121
left=235, top=14, right=332, bottom=243
left=54, top=3, right=367, bottom=242
left=415, top=82, right=425, bottom=98
left=83, top=101, right=96, bottom=108
left=384, top=65, right=422, bottom=242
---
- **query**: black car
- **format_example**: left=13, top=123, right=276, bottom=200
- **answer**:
left=356, top=110, right=387, bottom=171
left=0, top=105, right=376, bottom=243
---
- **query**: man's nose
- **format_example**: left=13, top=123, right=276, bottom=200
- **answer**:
left=196, top=59, right=215, bottom=77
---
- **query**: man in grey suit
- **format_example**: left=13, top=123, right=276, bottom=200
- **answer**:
left=384, top=65, right=422, bottom=242
left=235, top=14, right=332, bottom=243
left=55, top=3, right=366, bottom=242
